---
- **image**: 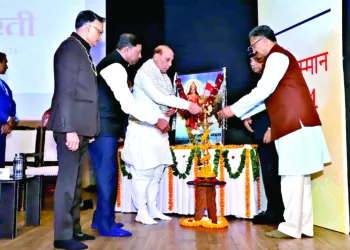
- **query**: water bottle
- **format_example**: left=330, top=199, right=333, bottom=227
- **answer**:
left=13, top=153, right=24, bottom=179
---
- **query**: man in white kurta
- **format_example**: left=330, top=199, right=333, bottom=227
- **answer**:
left=218, top=25, right=331, bottom=238
left=122, top=45, right=201, bottom=225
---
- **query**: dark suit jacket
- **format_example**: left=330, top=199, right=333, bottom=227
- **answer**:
left=0, top=78, right=16, bottom=125
left=251, top=110, right=270, bottom=142
left=48, top=33, right=99, bottom=137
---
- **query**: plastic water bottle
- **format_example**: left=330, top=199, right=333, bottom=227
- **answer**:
left=13, top=153, right=24, bottom=179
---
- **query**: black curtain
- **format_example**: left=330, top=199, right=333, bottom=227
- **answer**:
left=165, top=0, right=258, bottom=144
left=106, top=0, right=259, bottom=144
left=106, top=0, right=165, bottom=80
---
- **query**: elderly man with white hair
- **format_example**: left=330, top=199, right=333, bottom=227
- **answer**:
left=122, top=45, right=201, bottom=225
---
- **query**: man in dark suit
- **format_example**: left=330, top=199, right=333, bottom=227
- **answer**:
left=48, top=10, right=105, bottom=250
left=244, top=55, right=284, bottom=225
left=0, top=52, right=18, bottom=168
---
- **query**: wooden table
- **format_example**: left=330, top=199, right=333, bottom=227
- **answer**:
left=0, top=176, right=42, bottom=239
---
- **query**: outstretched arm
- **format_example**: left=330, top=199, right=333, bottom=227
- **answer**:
left=231, top=53, right=289, bottom=118
left=135, top=71, right=190, bottom=110
left=100, top=63, right=159, bottom=125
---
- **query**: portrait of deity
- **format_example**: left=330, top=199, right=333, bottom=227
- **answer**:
left=174, top=68, right=226, bottom=145
left=186, top=81, right=201, bottom=130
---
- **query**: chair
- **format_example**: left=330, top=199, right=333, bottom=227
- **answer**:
left=25, top=127, right=58, bottom=177
left=5, top=126, right=41, bottom=170
left=4, top=126, right=41, bottom=211
left=24, top=127, right=58, bottom=207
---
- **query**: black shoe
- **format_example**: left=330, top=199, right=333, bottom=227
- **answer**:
left=84, top=185, right=97, bottom=193
left=73, top=232, right=96, bottom=241
left=53, top=239, right=88, bottom=249
left=252, top=213, right=284, bottom=225
left=80, top=199, right=93, bottom=211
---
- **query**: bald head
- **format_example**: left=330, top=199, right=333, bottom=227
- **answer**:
left=153, top=45, right=174, bottom=73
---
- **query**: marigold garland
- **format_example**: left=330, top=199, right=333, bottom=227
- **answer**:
left=118, top=150, right=132, bottom=179
left=116, top=144, right=261, bottom=216
left=179, top=216, right=228, bottom=228
left=245, top=149, right=251, bottom=218
left=250, top=148, right=260, bottom=181
left=219, top=148, right=225, bottom=215
left=170, top=147, right=201, bottom=179
left=117, top=145, right=259, bottom=181
left=193, top=154, right=198, bottom=203
left=168, top=167, right=173, bottom=211
left=221, top=149, right=246, bottom=179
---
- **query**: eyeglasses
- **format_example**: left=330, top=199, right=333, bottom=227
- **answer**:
left=247, top=37, right=263, bottom=51
left=89, top=24, right=103, bottom=36
left=247, top=37, right=263, bottom=58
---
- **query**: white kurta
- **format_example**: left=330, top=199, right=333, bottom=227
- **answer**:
left=122, top=64, right=190, bottom=170
left=230, top=52, right=331, bottom=175
left=100, top=52, right=159, bottom=126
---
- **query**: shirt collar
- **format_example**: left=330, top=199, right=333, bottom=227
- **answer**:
left=71, top=32, right=91, bottom=52
left=116, top=50, right=129, bottom=67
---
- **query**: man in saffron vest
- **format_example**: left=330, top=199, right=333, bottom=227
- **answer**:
left=218, top=25, right=331, bottom=239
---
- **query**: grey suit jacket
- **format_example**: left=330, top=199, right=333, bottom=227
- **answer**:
left=48, top=35, right=100, bottom=137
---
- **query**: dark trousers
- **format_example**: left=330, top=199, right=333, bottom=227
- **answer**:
left=0, top=134, right=5, bottom=168
left=53, top=132, right=89, bottom=241
left=258, top=141, right=284, bottom=218
left=88, top=135, right=118, bottom=232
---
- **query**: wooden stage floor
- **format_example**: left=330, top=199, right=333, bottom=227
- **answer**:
left=0, top=192, right=349, bottom=250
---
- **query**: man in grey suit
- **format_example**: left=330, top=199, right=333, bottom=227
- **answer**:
left=48, top=10, right=105, bottom=250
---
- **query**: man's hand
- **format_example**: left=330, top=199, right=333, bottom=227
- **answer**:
left=7, top=117, right=16, bottom=128
left=66, top=132, right=80, bottom=151
left=89, top=138, right=95, bottom=143
left=217, top=106, right=235, bottom=118
left=1, top=123, right=12, bottom=135
left=118, top=138, right=124, bottom=143
left=155, top=118, right=170, bottom=134
left=188, top=103, right=201, bottom=115
left=165, top=108, right=177, bottom=117
left=263, top=128, right=271, bottom=144
left=244, top=118, right=254, bottom=133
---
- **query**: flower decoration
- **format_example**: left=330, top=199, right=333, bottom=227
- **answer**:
left=168, top=167, right=173, bottom=211
left=179, top=216, right=228, bottom=229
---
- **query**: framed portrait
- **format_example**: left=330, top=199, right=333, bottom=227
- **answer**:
left=173, top=67, right=227, bottom=145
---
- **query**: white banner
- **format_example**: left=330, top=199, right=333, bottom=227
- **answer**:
left=0, top=0, right=106, bottom=120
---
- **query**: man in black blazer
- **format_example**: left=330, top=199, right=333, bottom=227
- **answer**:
left=48, top=10, right=105, bottom=250
left=244, top=55, right=284, bottom=225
